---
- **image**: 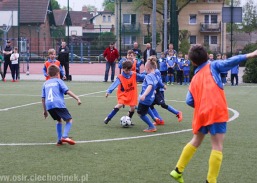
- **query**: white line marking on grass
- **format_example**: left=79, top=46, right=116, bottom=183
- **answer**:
left=0, top=108, right=239, bottom=146
left=0, top=90, right=107, bottom=111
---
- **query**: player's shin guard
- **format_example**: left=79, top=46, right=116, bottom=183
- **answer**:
left=207, top=150, right=223, bottom=183
left=176, top=143, right=197, bottom=173
left=166, top=105, right=179, bottom=115
left=128, top=111, right=134, bottom=118
left=108, top=108, right=119, bottom=119
left=140, top=115, right=155, bottom=128
left=63, top=122, right=72, bottom=138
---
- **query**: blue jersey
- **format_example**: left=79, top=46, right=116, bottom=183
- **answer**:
left=183, top=59, right=191, bottom=71
left=176, top=58, right=184, bottom=70
left=158, top=58, right=168, bottom=71
left=139, top=72, right=163, bottom=105
left=42, top=78, right=69, bottom=110
left=231, top=65, right=239, bottom=74
left=167, top=56, right=176, bottom=68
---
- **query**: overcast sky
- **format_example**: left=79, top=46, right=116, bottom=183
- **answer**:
left=57, top=0, right=104, bottom=11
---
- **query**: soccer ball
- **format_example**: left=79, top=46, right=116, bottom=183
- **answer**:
left=120, top=116, right=132, bottom=127
left=26, top=71, right=30, bottom=75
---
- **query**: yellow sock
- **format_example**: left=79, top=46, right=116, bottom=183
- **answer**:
left=207, top=150, right=223, bottom=183
left=176, top=143, right=197, bottom=173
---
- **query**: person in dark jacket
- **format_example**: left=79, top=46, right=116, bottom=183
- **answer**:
left=58, top=42, right=70, bottom=80
left=2, top=40, right=13, bottom=82
left=143, top=43, right=156, bottom=65
left=103, top=42, right=119, bottom=82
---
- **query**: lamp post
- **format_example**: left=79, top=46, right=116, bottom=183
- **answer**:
left=67, top=0, right=70, bottom=47
left=36, top=26, right=40, bottom=56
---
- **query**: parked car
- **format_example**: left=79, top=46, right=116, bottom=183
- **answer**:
left=69, top=53, right=90, bottom=62
left=20, top=53, right=45, bottom=62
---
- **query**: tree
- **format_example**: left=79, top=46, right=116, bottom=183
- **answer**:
left=82, top=5, right=97, bottom=11
left=242, top=43, right=257, bottom=83
left=51, top=0, right=60, bottom=10
left=242, top=0, right=257, bottom=42
left=102, top=0, right=115, bottom=12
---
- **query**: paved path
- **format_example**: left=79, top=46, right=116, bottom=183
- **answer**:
left=4, top=63, right=245, bottom=83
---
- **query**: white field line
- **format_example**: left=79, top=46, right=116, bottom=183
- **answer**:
left=0, top=108, right=239, bottom=146
left=0, top=89, right=239, bottom=146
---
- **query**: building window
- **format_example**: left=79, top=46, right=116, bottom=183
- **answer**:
left=123, top=35, right=136, bottom=45
left=143, top=36, right=151, bottom=45
left=108, top=15, right=111, bottom=22
left=189, top=36, right=196, bottom=44
left=123, top=14, right=136, bottom=24
left=189, top=14, right=197, bottom=24
left=204, top=35, right=218, bottom=45
left=144, top=14, right=151, bottom=24
left=204, top=14, right=218, bottom=24
left=210, top=36, right=217, bottom=44
left=103, top=15, right=106, bottom=22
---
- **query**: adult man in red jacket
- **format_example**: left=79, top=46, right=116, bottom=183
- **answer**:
left=103, top=42, right=119, bottom=82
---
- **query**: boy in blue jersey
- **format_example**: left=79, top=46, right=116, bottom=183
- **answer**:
left=230, top=64, right=239, bottom=86
left=167, top=50, right=176, bottom=85
left=42, top=65, right=81, bottom=146
left=176, top=52, right=184, bottom=85
left=158, top=52, right=168, bottom=83
left=182, top=54, right=191, bottom=85
left=137, top=56, right=164, bottom=132
left=170, top=45, right=257, bottom=183
left=149, top=66, right=183, bottom=126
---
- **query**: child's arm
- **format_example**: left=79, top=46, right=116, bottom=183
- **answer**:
left=140, top=85, right=152, bottom=101
left=106, top=79, right=121, bottom=97
left=42, top=98, right=48, bottom=118
left=66, top=90, right=81, bottom=105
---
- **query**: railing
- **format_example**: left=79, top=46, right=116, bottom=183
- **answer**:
left=121, top=23, right=140, bottom=33
left=200, top=22, right=221, bottom=32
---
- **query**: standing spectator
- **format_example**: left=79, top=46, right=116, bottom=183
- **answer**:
left=132, top=42, right=142, bottom=59
left=10, top=47, right=19, bottom=82
left=182, top=54, right=191, bottom=85
left=58, top=42, right=70, bottom=80
left=164, top=43, right=177, bottom=57
left=103, top=42, right=119, bottom=82
left=176, top=52, right=184, bottom=85
left=220, top=54, right=228, bottom=85
left=208, top=53, right=214, bottom=62
left=143, top=43, right=156, bottom=65
left=0, top=51, right=4, bottom=80
left=231, top=64, right=239, bottom=86
left=2, top=40, right=13, bottom=82
left=43, top=48, right=65, bottom=80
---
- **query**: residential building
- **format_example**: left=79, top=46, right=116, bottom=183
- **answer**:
left=116, top=0, right=226, bottom=55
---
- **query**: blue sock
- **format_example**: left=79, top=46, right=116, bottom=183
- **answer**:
left=108, top=108, right=119, bottom=119
left=167, top=105, right=179, bottom=115
left=56, top=123, right=62, bottom=141
left=63, top=122, right=72, bottom=138
left=184, top=77, right=186, bottom=84
left=140, top=115, right=155, bottom=129
left=152, top=108, right=163, bottom=120
left=148, top=108, right=156, bottom=121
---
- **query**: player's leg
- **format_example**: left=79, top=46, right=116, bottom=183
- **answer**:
left=170, top=132, right=205, bottom=182
left=206, top=123, right=226, bottom=183
left=110, top=62, right=116, bottom=82
left=104, top=62, right=111, bottom=82
left=127, top=106, right=136, bottom=125
left=104, top=104, right=123, bottom=124
left=137, top=103, right=156, bottom=132
left=56, top=121, right=63, bottom=146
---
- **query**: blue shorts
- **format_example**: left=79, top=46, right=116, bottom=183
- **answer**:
left=198, top=122, right=227, bottom=135
left=48, top=108, right=72, bottom=121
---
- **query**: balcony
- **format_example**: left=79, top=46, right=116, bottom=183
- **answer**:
left=121, top=23, right=140, bottom=33
left=200, top=22, right=221, bottom=32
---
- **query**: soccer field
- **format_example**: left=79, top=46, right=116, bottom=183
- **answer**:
left=0, top=81, right=256, bottom=183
